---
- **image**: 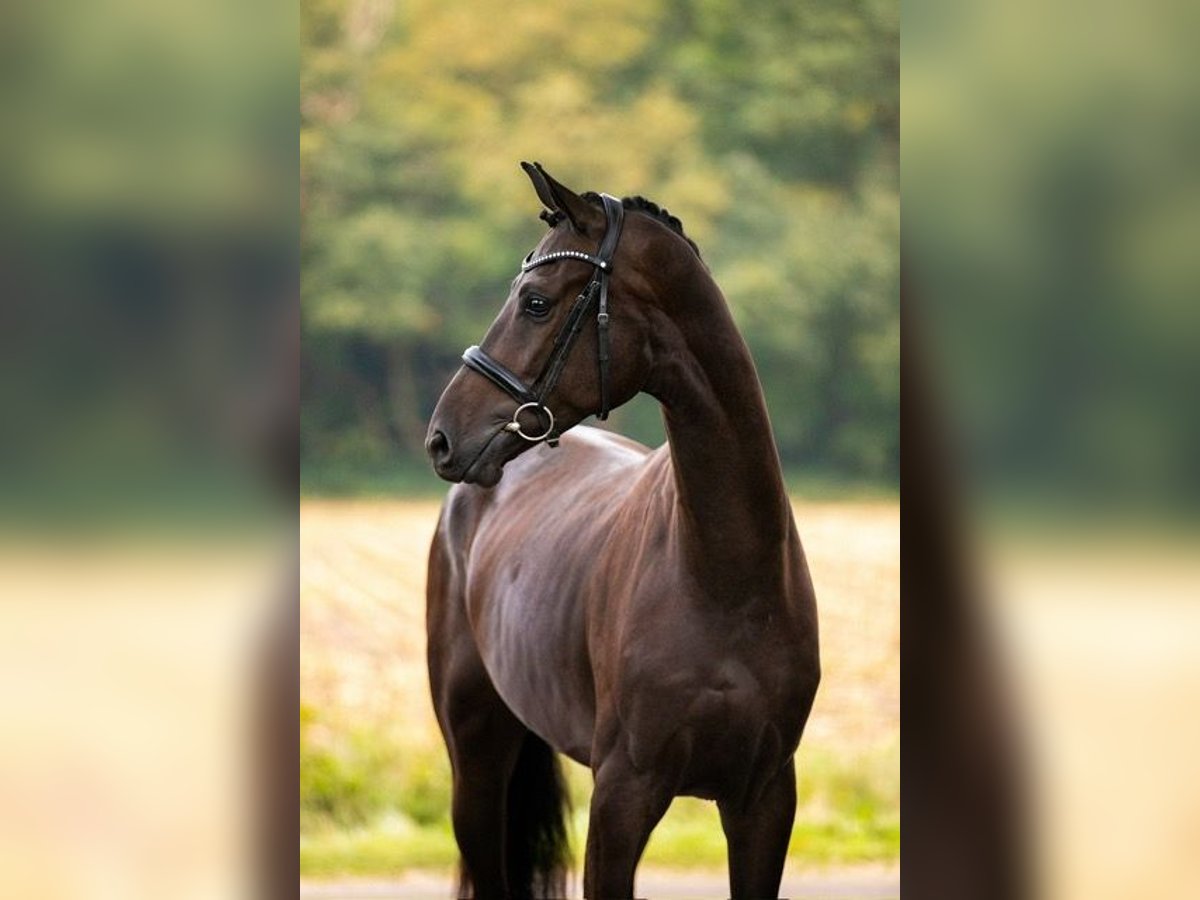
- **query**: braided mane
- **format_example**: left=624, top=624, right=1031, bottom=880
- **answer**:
left=540, top=192, right=700, bottom=256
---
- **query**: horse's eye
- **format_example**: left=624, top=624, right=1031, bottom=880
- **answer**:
left=524, top=295, right=551, bottom=319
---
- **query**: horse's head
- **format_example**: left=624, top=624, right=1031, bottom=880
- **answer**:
left=426, top=162, right=673, bottom=487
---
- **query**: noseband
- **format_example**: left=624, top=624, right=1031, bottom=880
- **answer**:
left=461, top=193, right=625, bottom=447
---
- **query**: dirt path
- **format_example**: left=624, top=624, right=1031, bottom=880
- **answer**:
left=301, top=865, right=900, bottom=899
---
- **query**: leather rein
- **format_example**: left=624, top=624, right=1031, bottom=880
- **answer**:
left=461, top=193, right=625, bottom=447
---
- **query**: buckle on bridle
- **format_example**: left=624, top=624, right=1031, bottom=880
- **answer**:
left=502, top=401, right=556, bottom=443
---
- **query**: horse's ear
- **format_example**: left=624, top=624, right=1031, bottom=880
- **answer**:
left=520, top=161, right=604, bottom=237
left=521, top=161, right=560, bottom=215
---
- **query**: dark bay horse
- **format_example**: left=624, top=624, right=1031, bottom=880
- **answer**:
left=424, top=162, right=820, bottom=899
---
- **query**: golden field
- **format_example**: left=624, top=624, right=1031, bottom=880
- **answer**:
left=300, top=495, right=899, bottom=874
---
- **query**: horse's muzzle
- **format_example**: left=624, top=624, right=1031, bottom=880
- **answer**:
left=425, top=422, right=509, bottom=488
left=426, top=429, right=453, bottom=471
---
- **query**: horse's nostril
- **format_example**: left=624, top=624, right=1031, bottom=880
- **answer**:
left=426, top=429, right=451, bottom=463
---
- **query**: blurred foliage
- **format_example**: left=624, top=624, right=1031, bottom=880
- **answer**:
left=299, top=700, right=898, bottom=875
left=300, top=703, right=451, bottom=831
left=301, top=0, right=899, bottom=479
left=905, top=0, right=1200, bottom=515
left=0, top=0, right=296, bottom=529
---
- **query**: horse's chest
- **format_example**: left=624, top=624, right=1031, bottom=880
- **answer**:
left=615, top=611, right=814, bottom=795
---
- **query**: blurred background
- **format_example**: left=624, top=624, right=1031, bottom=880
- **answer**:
left=6, top=0, right=1195, bottom=894
left=0, top=0, right=296, bottom=897
left=300, top=0, right=900, bottom=493
left=299, top=0, right=900, bottom=892
left=906, top=0, right=1200, bottom=897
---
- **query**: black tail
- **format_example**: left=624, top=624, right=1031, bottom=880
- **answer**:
left=507, top=733, right=571, bottom=898
left=459, top=732, right=571, bottom=898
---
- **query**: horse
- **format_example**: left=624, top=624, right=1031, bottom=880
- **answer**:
left=424, top=161, right=820, bottom=899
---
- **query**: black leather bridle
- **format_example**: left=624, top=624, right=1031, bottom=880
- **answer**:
left=461, top=193, right=625, bottom=448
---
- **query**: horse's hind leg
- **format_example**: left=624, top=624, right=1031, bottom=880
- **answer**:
left=718, top=757, right=797, bottom=899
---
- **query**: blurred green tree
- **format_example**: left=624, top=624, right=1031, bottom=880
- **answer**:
left=302, top=0, right=898, bottom=482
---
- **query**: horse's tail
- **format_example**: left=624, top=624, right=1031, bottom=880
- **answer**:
left=504, top=732, right=572, bottom=898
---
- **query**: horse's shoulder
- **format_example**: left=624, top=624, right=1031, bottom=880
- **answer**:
left=498, top=425, right=652, bottom=488
left=557, top=425, right=653, bottom=460
left=437, top=480, right=493, bottom=546
left=439, top=426, right=664, bottom=546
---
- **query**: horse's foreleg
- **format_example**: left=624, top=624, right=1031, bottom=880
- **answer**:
left=583, top=748, right=673, bottom=899
left=718, top=756, right=797, bottom=899
left=429, top=529, right=528, bottom=898
left=431, top=621, right=526, bottom=898
left=442, top=685, right=527, bottom=899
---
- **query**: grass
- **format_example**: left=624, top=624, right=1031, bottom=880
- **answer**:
left=299, top=741, right=899, bottom=877
left=300, top=495, right=899, bottom=877
left=638, top=741, right=900, bottom=867
left=301, top=819, right=459, bottom=878
left=300, top=698, right=899, bottom=877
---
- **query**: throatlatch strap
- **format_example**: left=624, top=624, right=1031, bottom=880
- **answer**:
left=594, top=194, right=622, bottom=420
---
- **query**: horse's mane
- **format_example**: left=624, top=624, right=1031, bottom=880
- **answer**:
left=540, top=192, right=701, bottom=257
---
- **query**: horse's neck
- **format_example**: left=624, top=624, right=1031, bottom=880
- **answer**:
left=647, top=264, right=791, bottom=574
